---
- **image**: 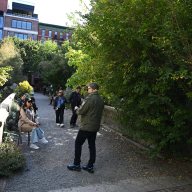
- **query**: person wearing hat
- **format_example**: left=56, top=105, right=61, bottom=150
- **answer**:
left=17, top=93, right=27, bottom=107
left=18, top=97, right=48, bottom=149
left=69, top=86, right=82, bottom=128
left=67, top=82, right=104, bottom=173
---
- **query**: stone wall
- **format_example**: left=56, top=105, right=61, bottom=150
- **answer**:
left=102, top=105, right=122, bottom=131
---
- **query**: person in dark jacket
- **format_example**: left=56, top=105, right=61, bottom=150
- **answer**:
left=67, top=83, right=104, bottom=173
left=31, top=96, right=38, bottom=114
left=53, top=90, right=66, bottom=127
left=69, top=86, right=82, bottom=128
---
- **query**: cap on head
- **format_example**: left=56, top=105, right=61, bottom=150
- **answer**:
left=25, top=97, right=32, bottom=102
left=88, top=82, right=99, bottom=90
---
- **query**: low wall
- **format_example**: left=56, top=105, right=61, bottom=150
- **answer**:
left=0, top=93, right=16, bottom=144
left=102, top=105, right=122, bottom=131
left=102, top=106, right=150, bottom=151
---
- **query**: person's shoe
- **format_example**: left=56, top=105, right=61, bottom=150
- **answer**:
left=39, top=137, right=48, bottom=144
left=30, top=143, right=39, bottom=150
left=67, top=164, right=81, bottom=171
left=56, top=123, right=60, bottom=126
left=70, top=124, right=75, bottom=128
left=82, top=165, right=94, bottom=173
left=60, top=124, right=64, bottom=127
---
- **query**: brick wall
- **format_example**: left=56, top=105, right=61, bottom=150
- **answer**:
left=0, top=0, right=8, bottom=12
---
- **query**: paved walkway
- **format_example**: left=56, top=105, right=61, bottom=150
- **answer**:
left=1, top=93, right=192, bottom=192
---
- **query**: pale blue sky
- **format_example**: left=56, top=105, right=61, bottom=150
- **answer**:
left=8, top=0, right=91, bottom=26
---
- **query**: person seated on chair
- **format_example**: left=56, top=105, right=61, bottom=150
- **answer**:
left=18, top=97, right=48, bottom=150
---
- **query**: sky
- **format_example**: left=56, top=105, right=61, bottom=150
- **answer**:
left=8, top=0, right=91, bottom=26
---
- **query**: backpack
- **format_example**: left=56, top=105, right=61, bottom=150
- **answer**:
left=6, top=102, right=20, bottom=132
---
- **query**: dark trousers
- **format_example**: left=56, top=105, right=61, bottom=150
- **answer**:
left=74, top=130, right=97, bottom=166
left=55, top=108, right=64, bottom=124
left=70, top=107, right=78, bottom=125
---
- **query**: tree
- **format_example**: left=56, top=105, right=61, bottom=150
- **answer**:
left=66, top=0, right=192, bottom=154
left=0, top=38, right=23, bottom=86
left=40, top=42, right=75, bottom=88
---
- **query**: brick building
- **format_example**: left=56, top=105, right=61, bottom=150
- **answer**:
left=3, top=1, right=39, bottom=40
left=0, top=0, right=73, bottom=43
left=0, top=0, right=8, bottom=12
left=0, top=0, right=8, bottom=40
left=38, top=22, right=73, bottom=45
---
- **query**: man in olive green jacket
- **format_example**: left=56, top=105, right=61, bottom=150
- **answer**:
left=67, top=82, right=104, bottom=173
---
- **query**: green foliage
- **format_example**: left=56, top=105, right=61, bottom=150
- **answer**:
left=5, top=38, right=74, bottom=90
left=13, top=37, right=42, bottom=74
left=0, top=66, right=12, bottom=86
left=5, top=101, right=20, bottom=132
left=0, top=142, right=26, bottom=177
left=66, top=0, right=192, bottom=155
left=39, top=41, right=75, bottom=88
left=14, top=80, right=33, bottom=97
left=0, top=38, right=24, bottom=84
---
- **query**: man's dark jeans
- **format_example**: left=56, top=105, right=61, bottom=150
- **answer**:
left=55, top=108, right=64, bottom=124
left=74, top=130, right=97, bottom=166
left=70, top=107, right=78, bottom=125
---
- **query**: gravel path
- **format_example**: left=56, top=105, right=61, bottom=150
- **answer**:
left=2, top=93, right=192, bottom=192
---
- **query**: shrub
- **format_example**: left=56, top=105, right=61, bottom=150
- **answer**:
left=0, top=142, right=26, bottom=177
left=14, top=80, right=33, bottom=98
left=5, top=101, right=20, bottom=132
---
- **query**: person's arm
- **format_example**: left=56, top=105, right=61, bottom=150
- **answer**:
left=77, top=97, right=91, bottom=115
left=53, top=97, right=57, bottom=109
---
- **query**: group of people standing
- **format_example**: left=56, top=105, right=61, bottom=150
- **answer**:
left=52, top=86, right=82, bottom=128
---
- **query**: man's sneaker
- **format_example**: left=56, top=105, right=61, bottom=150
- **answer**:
left=67, top=164, right=81, bottom=171
left=30, top=143, right=39, bottom=150
left=82, top=165, right=94, bottom=173
left=39, top=137, right=48, bottom=144
left=56, top=123, right=60, bottom=126
left=60, top=124, right=64, bottom=127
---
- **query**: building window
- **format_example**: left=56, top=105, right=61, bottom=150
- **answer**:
left=48, top=31, right=52, bottom=38
left=12, top=20, right=17, bottom=28
left=23, top=34, right=28, bottom=40
left=14, top=33, right=28, bottom=40
left=0, top=17, right=3, bottom=28
left=42, top=29, right=45, bottom=37
left=17, top=20, right=22, bottom=28
left=11, top=20, right=32, bottom=30
left=0, top=30, right=2, bottom=40
left=54, top=31, right=58, bottom=39
left=66, top=33, right=69, bottom=40
left=27, top=22, right=32, bottom=30
left=60, top=32, right=63, bottom=40
left=22, top=21, right=27, bottom=29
